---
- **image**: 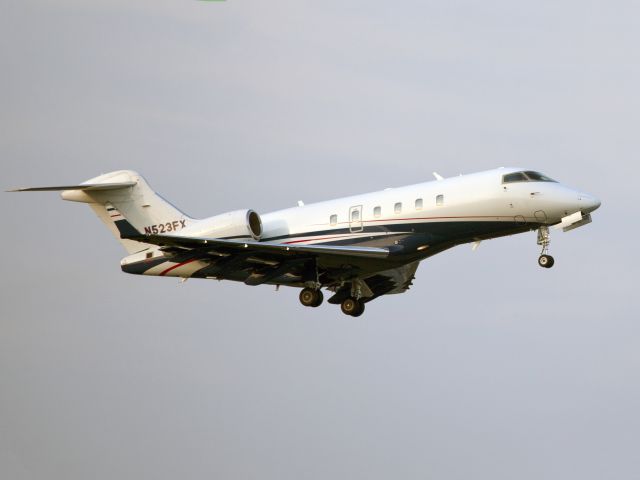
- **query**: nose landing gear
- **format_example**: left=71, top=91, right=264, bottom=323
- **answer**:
left=538, top=254, right=555, bottom=268
left=537, top=226, right=555, bottom=268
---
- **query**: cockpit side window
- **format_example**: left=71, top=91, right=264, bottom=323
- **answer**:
left=502, top=171, right=557, bottom=184
left=523, top=171, right=556, bottom=182
left=502, top=172, right=529, bottom=183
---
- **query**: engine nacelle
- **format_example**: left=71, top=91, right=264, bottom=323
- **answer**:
left=184, top=209, right=263, bottom=240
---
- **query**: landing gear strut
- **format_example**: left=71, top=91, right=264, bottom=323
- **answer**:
left=537, top=226, right=555, bottom=268
left=299, top=287, right=323, bottom=307
left=340, top=297, right=365, bottom=317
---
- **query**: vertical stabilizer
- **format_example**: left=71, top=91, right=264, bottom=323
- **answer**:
left=57, top=170, right=192, bottom=253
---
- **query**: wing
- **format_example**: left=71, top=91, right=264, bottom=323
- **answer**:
left=113, top=211, right=390, bottom=260
left=135, top=232, right=391, bottom=259
left=115, top=216, right=402, bottom=288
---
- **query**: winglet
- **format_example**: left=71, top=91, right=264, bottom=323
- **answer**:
left=433, top=172, right=444, bottom=181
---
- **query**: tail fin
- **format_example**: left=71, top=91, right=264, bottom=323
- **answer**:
left=11, top=170, right=192, bottom=254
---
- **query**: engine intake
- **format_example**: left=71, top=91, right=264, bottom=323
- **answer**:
left=246, top=210, right=262, bottom=240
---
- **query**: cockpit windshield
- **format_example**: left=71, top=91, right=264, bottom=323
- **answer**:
left=502, top=171, right=556, bottom=184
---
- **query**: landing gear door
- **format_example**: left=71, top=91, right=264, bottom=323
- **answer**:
left=349, top=205, right=363, bottom=233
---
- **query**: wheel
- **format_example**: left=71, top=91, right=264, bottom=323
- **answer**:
left=538, top=254, right=555, bottom=268
left=340, top=298, right=365, bottom=316
left=351, top=301, right=365, bottom=317
left=312, top=289, right=323, bottom=307
left=340, top=297, right=359, bottom=316
left=299, top=288, right=322, bottom=307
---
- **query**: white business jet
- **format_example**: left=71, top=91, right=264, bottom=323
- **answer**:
left=10, top=168, right=600, bottom=316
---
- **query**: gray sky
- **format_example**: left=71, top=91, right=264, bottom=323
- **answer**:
left=1, top=1, right=639, bottom=479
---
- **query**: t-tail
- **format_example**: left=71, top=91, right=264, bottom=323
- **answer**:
left=9, top=170, right=191, bottom=254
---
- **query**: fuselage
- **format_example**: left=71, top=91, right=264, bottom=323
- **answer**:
left=116, top=167, right=600, bottom=286
left=194, top=167, right=599, bottom=259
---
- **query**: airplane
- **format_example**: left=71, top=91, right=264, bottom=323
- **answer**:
left=10, top=167, right=600, bottom=316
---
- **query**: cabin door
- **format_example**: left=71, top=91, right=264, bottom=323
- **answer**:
left=349, top=205, right=363, bottom=233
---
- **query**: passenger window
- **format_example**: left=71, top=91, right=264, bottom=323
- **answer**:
left=351, top=209, right=360, bottom=221
left=436, top=194, right=444, bottom=206
left=330, top=214, right=337, bottom=226
left=394, top=202, right=402, bottom=214
left=373, top=206, right=381, bottom=218
left=415, top=198, right=423, bottom=210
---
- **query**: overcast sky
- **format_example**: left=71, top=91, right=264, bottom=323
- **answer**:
left=1, top=1, right=639, bottom=479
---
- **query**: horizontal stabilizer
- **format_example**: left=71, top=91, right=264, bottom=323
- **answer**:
left=7, top=181, right=136, bottom=192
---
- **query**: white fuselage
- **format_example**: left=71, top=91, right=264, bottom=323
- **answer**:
left=188, top=167, right=600, bottom=247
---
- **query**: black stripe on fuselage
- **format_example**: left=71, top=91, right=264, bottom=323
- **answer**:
left=260, top=220, right=539, bottom=249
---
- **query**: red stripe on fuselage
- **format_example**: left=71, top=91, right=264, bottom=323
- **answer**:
left=159, top=258, right=198, bottom=276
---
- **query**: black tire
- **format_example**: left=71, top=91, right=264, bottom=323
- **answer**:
left=299, top=288, right=319, bottom=307
left=538, top=254, right=555, bottom=268
left=340, top=298, right=359, bottom=316
left=312, top=289, right=324, bottom=307
left=341, top=298, right=365, bottom=316
left=351, top=301, right=365, bottom=317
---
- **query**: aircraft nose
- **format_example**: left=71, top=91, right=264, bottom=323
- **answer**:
left=579, top=193, right=601, bottom=213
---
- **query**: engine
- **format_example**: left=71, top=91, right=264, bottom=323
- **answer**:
left=185, top=209, right=263, bottom=240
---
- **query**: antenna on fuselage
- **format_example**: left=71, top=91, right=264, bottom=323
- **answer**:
left=433, top=172, right=444, bottom=181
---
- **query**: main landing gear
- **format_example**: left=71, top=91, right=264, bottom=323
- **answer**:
left=299, top=287, right=323, bottom=307
left=298, top=286, right=366, bottom=316
left=537, top=226, right=555, bottom=268
left=340, top=297, right=365, bottom=317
